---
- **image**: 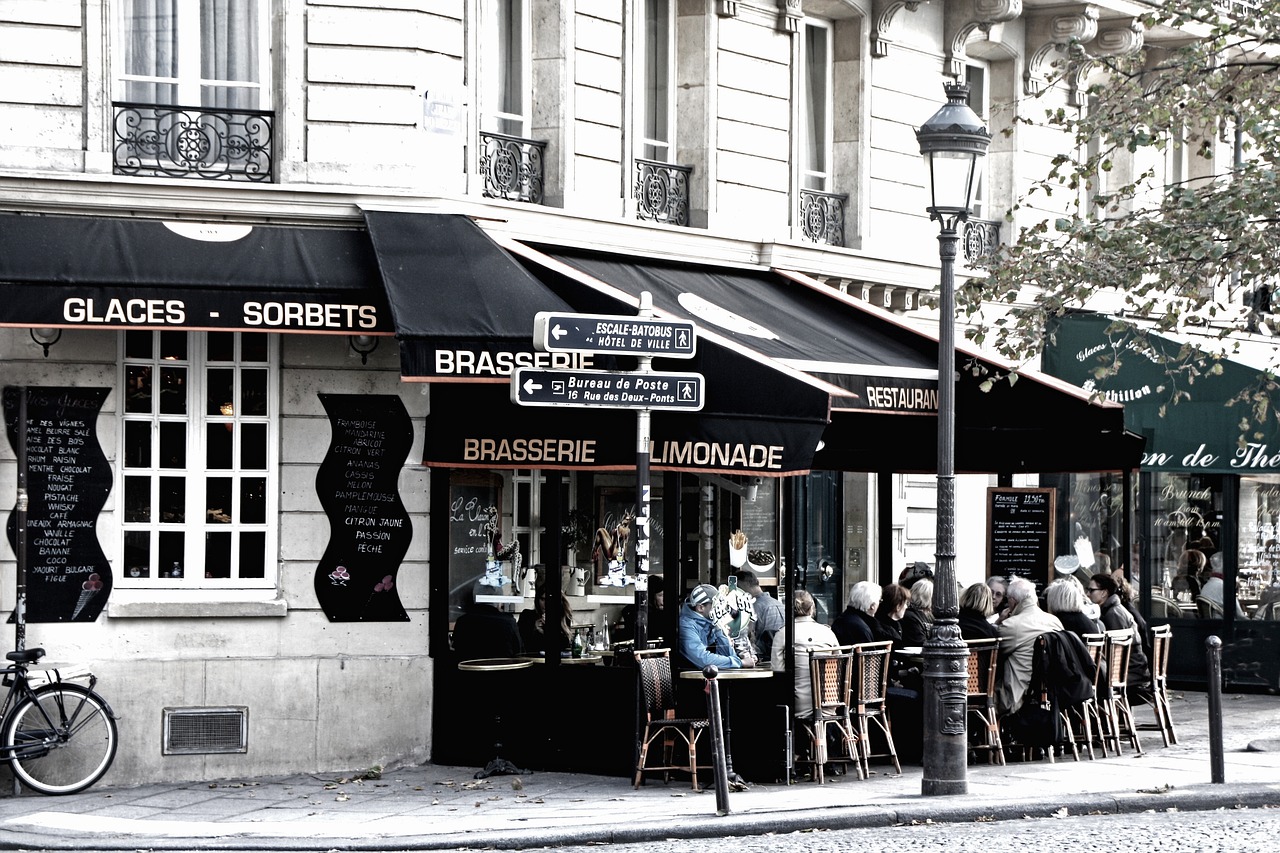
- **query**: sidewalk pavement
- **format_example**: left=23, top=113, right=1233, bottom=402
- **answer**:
left=2, top=690, right=1278, bottom=851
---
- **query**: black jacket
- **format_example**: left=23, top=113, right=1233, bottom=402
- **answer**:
left=832, top=607, right=877, bottom=646
left=900, top=606, right=933, bottom=647
left=958, top=608, right=999, bottom=641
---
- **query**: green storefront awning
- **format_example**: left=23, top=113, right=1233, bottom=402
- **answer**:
left=1042, top=313, right=1280, bottom=475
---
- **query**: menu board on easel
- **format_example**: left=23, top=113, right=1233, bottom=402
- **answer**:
left=987, top=487, right=1056, bottom=588
left=3, top=386, right=112, bottom=622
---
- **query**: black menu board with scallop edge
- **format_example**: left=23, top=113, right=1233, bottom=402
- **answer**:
left=4, top=386, right=112, bottom=622
left=314, top=394, right=413, bottom=622
left=987, top=487, right=1056, bottom=589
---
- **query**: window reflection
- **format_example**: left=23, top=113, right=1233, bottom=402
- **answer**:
left=125, top=366, right=152, bottom=414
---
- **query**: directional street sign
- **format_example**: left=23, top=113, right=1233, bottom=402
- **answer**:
left=511, top=368, right=704, bottom=411
left=533, top=311, right=696, bottom=358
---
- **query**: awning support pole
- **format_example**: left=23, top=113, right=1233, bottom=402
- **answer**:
left=14, top=386, right=28, bottom=653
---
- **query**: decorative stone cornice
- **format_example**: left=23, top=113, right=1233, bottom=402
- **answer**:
left=777, top=0, right=803, bottom=33
left=1024, top=5, right=1100, bottom=96
left=944, top=0, right=1022, bottom=79
left=1066, top=20, right=1144, bottom=106
left=871, top=0, right=921, bottom=59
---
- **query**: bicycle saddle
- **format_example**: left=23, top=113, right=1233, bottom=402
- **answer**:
left=6, top=648, right=45, bottom=663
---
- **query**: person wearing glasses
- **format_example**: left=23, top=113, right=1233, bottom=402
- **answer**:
left=1087, top=573, right=1152, bottom=700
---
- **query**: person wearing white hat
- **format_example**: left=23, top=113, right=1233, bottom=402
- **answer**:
left=678, top=584, right=753, bottom=670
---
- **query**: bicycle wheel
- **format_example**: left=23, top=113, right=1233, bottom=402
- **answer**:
left=3, top=683, right=118, bottom=795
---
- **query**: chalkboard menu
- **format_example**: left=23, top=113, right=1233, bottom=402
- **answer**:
left=4, top=386, right=112, bottom=622
left=987, top=487, right=1056, bottom=588
left=314, top=394, right=414, bottom=622
left=447, top=474, right=503, bottom=622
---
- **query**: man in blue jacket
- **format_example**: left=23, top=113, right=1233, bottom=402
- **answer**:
left=678, top=584, right=754, bottom=670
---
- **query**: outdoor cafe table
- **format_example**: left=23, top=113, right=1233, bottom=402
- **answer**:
left=679, top=666, right=774, bottom=783
left=457, top=657, right=534, bottom=778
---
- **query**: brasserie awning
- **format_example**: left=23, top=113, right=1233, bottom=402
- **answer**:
left=1043, top=311, right=1279, bottom=475
left=0, top=211, right=391, bottom=334
left=525, top=247, right=1143, bottom=475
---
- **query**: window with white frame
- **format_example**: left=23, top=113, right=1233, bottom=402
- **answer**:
left=964, top=64, right=989, bottom=219
left=511, top=469, right=546, bottom=570
left=481, top=0, right=531, bottom=136
left=117, top=0, right=270, bottom=110
left=119, top=331, right=278, bottom=588
left=801, top=20, right=833, bottom=191
left=639, top=0, right=675, bottom=161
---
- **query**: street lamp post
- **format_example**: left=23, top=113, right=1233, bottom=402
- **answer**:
left=914, top=82, right=991, bottom=797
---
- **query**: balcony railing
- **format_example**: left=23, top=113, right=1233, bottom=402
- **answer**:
left=799, top=188, right=848, bottom=247
left=634, top=159, right=692, bottom=226
left=963, top=217, right=1002, bottom=266
left=479, top=132, right=546, bottom=204
left=112, top=103, right=274, bottom=182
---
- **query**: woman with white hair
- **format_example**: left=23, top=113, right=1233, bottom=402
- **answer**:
left=832, top=580, right=881, bottom=646
left=1044, top=577, right=1103, bottom=638
left=996, top=577, right=1063, bottom=715
left=900, top=579, right=934, bottom=647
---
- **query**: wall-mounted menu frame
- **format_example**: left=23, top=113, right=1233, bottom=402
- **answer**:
left=987, top=487, right=1056, bottom=589
left=4, top=386, right=112, bottom=622
left=314, top=394, right=413, bottom=622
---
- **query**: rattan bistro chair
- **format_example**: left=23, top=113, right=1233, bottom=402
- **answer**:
left=1098, top=629, right=1143, bottom=755
left=794, top=646, right=861, bottom=783
left=634, top=649, right=709, bottom=790
left=965, top=638, right=1004, bottom=765
left=850, top=641, right=901, bottom=777
left=1147, top=624, right=1178, bottom=746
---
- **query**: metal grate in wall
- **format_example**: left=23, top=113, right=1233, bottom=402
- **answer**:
left=162, top=707, right=249, bottom=755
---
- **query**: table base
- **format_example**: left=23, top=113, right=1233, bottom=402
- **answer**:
left=475, top=756, right=531, bottom=779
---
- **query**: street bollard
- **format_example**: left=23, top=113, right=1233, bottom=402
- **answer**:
left=702, top=665, right=731, bottom=815
left=1206, top=635, right=1225, bottom=784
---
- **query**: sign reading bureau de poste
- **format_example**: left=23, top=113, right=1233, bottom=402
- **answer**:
left=533, top=312, right=696, bottom=358
left=511, top=368, right=704, bottom=412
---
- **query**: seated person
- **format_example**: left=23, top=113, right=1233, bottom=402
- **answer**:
left=613, top=576, right=667, bottom=644
left=1045, top=577, right=1103, bottom=638
left=738, top=571, right=783, bottom=662
left=452, top=587, right=523, bottom=660
left=678, top=584, right=754, bottom=670
left=832, top=581, right=881, bottom=646
left=874, top=583, right=909, bottom=643
left=1088, top=572, right=1152, bottom=699
left=958, top=583, right=1000, bottom=640
left=517, top=585, right=573, bottom=654
left=1173, top=549, right=1205, bottom=598
left=986, top=576, right=1009, bottom=624
left=770, top=590, right=839, bottom=719
left=900, top=579, right=935, bottom=647
left=997, top=577, right=1063, bottom=715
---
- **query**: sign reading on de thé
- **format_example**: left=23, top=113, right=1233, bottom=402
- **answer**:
left=512, top=368, right=704, bottom=411
left=533, top=312, right=696, bottom=358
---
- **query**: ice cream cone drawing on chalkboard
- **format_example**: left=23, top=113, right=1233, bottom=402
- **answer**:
left=72, top=573, right=103, bottom=620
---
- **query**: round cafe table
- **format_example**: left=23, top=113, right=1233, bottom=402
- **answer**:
left=680, top=666, right=774, bottom=784
left=458, top=657, right=534, bottom=778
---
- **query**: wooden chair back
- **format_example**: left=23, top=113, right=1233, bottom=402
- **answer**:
left=808, top=646, right=856, bottom=716
left=1196, top=597, right=1224, bottom=619
left=850, top=641, right=894, bottom=707
left=1149, top=624, right=1172, bottom=687
left=1103, top=629, right=1133, bottom=690
left=964, top=637, right=1001, bottom=700
left=635, top=648, right=678, bottom=719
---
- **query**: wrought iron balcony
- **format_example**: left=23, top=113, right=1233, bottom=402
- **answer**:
left=112, top=102, right=274, bottom=182
left=799, top=188, right=847, bottom=247
left=479, top=132, right=546, bottom=204
left=634, top=159, right=692, bottom=226
left=963, top=217, right=1002, bottom=266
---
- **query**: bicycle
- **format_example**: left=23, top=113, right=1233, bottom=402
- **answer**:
left=1, top=647, right=118, bottom=795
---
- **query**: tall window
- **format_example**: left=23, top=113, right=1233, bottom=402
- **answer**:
left=120, top=331, right=278, bottom=588
left=965, top=64, right=989, bottom=219
left=117, top=0, right=269, bottom=109
left=481, top=0, right=530, bottom=136
left=801, top=21, right=833, bottom=191
left=640, top=0, right=675, bottom=161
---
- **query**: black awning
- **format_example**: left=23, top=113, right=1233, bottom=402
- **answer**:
left=525, top=246, right=1142, bottom=475
left=364, top=211, right=586, bottom=381
left=539, top=248, right=939, bottom=413
left=0, top=211, right=391, bottom=333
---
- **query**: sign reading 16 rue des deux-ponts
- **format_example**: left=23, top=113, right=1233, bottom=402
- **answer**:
left=512, top=311, right=704, bottom=411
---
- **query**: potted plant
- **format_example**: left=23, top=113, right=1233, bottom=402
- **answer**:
left=562, top=508, right=595, bottom=567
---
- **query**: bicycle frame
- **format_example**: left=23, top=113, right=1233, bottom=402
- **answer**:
left=0, top=664, right=106, bottom=762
